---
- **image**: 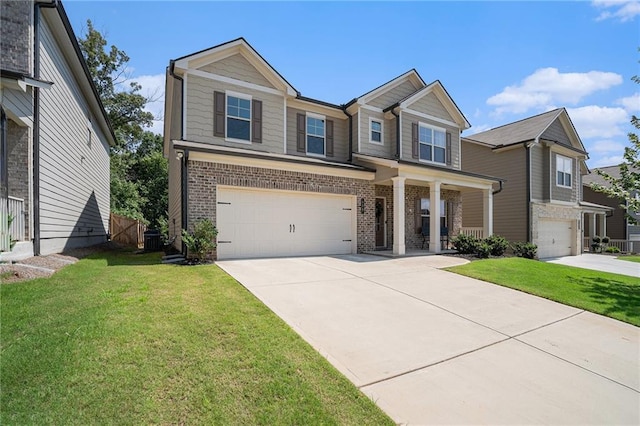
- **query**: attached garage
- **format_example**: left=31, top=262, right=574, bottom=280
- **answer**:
left=216, top=187, right=356, bottom=260
left=537, top=219, right=574, bottom=259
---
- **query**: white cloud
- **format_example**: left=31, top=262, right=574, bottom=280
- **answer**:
left=616, top=92, right=640, bottom=112
left=587, top=139, right=627, bottom=153
left=590, top=154, right=625, bottom=168
left=136, top=73, right=166, bottom=135
left=592, top=0, right=640, bottom=22
left=487, top=68, right=623, bottom=115
left=567, top=105, right=629, bottom=138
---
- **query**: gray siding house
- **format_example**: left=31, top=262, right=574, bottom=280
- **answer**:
left=1, top=0, right=114, bottom=260
left=165, top=38, right=502, bottom=260
left=461, top=108, right=611, bottom=258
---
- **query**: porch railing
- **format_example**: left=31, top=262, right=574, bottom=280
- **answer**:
left=459, top=227, right=484, bottom=239
left=1, top=197, right=25, bottom=252
left=583, top=237, right=638, bottom=253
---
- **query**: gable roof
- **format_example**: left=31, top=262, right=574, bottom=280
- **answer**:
left=396, top=80, right=471, bottom=129
left=347, top=69, right=426, bottom=107
left=583, top=165, right=639, bottom=186
left=173, top=37, right=298, bottom=96
left=466, top=108, right=564, bottom=147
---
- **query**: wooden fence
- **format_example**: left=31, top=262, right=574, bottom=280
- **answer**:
left=110, top=213, right=146, bottom=248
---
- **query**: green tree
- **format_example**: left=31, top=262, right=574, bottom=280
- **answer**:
left=78, top=21, right=167, bottom=227
left=591, top=75, right=640, bottom=224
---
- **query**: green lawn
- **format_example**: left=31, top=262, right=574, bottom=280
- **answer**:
left=447, top=258, right=640, bottom=326
left=617, top=254, right=640, bottom=263
left=1, top=249, right=392, bottom=425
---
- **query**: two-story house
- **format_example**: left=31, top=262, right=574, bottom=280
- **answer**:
left=1, top=0, right=114, bottom=260
left=583, top=165, right=640, bottom=247
left=461, top=108, right=611, bottom=258
left=164, top=38, right=502, bottom=260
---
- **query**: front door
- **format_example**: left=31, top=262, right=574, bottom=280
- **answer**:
left=375, top=197, right=386, bottom=248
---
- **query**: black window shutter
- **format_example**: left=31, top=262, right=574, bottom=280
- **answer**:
left=415, top=198, right=422, bottom=234
left=412, top=122, right=419, bottom=158
left=214, top=91, right=225, bottom=137
left=297, top=113, right=306, bottom=152
left=446, top=132, right=452, bottom=165
left=252, top=100, right=262, bottom=143
left=326, top=119, right=334, bottom=157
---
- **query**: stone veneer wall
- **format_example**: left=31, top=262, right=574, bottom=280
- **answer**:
left=531, top=202, right=582, bottom=255
left=7, top=120, right=30, bottom=238
left=187, top=160, right=376, bottom=258
left=1, top=1, right=31, bottom=75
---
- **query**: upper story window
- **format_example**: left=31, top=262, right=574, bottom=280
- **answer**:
left=226, top=93, right=251, bottom=141
left=306, top=114, right=325, bottom=156
left=213, top=90, right=262, bottom=144
left=419, top=123, right=446, bottom=164
left=556, top=155, right=572, bottom=188
left=370, top=119, right=383, bottom=144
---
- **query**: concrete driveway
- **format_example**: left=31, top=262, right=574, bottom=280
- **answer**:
left=217, top=255, right=640, bottom=425
left=545, top=253, right=639, bottom=277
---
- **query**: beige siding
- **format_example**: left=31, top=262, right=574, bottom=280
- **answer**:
left=531, top=144, right=548, bottom=201
left=551, top=152, right=577, bottom=202
left=168, top=74, right=182, bottom=141
left=409, top=92, right=454, bottom=122
left=198, top=53, right=276, bottom=89
left=358, top=108, right=393, bottom=158
left=286, top=106, right=349, bottom=162
left=401, top=111, right=460, bottom=169
left=352, top=112, right=359, bottom=152
left=37, top=15, right=110, bottom=254
left=186, top=74, right=284, bottom=153
left=368, top=80, right=418, bottom=109
left=461, top=141, right=528, bottom=243
left=541, top=119, right=571, bottom=145
left=168, top=145, right=182, bottom=248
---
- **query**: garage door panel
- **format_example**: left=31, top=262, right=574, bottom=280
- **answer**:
left=538, top=220, right=573, bottom=258
left=217, top=187, right=355, bottom=260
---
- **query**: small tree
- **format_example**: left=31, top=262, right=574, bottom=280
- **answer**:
left=182, top=219, right=218, bottom=263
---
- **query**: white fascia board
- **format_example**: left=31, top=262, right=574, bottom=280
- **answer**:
left=287, top=98, right=347, bottom=119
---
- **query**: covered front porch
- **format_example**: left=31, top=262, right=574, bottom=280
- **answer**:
left=356, top=154, right=500, bottom=256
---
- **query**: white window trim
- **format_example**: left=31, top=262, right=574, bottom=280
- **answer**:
left=556, top=154, right=572, bottom=188
left=306, top=112, right=326, bottom=157
left=369, top=117, right=384, bottom=145
left=225, top=90, right=252, bottom=144
left=418, top=121, right=447, bottom=165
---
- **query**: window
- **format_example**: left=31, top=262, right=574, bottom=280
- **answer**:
left=306, top=114, right=325, bottom=156
left=226, top=93, right=251, bottom=141
left=421, top=199, right=447, bottom=228
left=556, top=155, right=572, bottom=188
left=419, top=124, right=446, bottom=164
left=370, top=119, right=383, bottom=144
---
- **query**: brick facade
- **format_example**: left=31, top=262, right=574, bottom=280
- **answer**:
left=187, top=160, right=376, bottom=259
left=1, top=1, right=31, bottom=75
left=7, top=119, right=30, bottom=238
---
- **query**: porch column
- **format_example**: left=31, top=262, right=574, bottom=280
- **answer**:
left=392, top=177, right=405, bottom=255
left=483, top=188, right=493, bottom=238
left=429, top=181, right=441, bottom=253
left=591, top=213, right=597, bottom=237
left=599, top=213, right=607, bottom=238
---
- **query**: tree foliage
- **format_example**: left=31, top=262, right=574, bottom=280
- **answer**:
left=78, top=20, right=167, bottom=228
left=591, top=73, right=640, bottom=224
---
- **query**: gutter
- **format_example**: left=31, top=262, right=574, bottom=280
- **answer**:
left=32, top=0, right=58, bottom=256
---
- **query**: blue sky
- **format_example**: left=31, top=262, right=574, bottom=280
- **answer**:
left=63, top=1, right=639, bottom=168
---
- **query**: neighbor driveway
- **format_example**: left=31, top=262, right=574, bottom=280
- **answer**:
left=545, top=253, right=639, bottom=277
left=217, top=255, right=640, bottom=425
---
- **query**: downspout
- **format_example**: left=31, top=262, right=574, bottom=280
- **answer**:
left=168, top=61, right=184, bottom=141
left=342, top=107, right=352, bottom=162
left=525, top=141, right=534, bottom=243
left=390, top=107, right=400, bottom=159
left=33, top=0, right=58, bottom=256
left=180, top=149, right=189, bottom=255
left=492, top=180, right=504, bottom=196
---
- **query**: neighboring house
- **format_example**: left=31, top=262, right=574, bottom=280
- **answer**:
left=583, top=165, right=640, bottom=242
left=164, top=38, right=502, bottom=260
left=461, top=108, right=611, bottom=258
left=0, top=0, right=114, bottom=260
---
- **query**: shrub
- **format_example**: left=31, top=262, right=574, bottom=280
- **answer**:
left=512, top=242, right=537, bottom=259
left=604, top=245, right=620, bottom=253
left=484, top=234, right=509, bottom=256
left=476, top=242, right=491, bottom=259
left=601, top=236, right=610, bottom=244
left=451, top=233, right=480, bottom=254
left=592, top=235, right=602, bottom=244
left=182, top=219, right=218, bottom=262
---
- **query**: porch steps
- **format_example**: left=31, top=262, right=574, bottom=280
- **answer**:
left=162, top=254, right=185, bottom=264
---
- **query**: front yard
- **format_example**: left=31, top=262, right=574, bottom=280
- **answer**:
left=447, top=258, right=640, bottom=326
left=1, top=249, right=392, bottom=425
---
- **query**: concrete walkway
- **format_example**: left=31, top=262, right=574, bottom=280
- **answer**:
left=545, top=253, right=639, bottom=277
left=217, top=255, right=640, bottom=425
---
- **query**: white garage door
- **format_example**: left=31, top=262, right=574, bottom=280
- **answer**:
left=216, top=187, right=355, bottom=260
left=537, top=220, right=573, bottom=258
